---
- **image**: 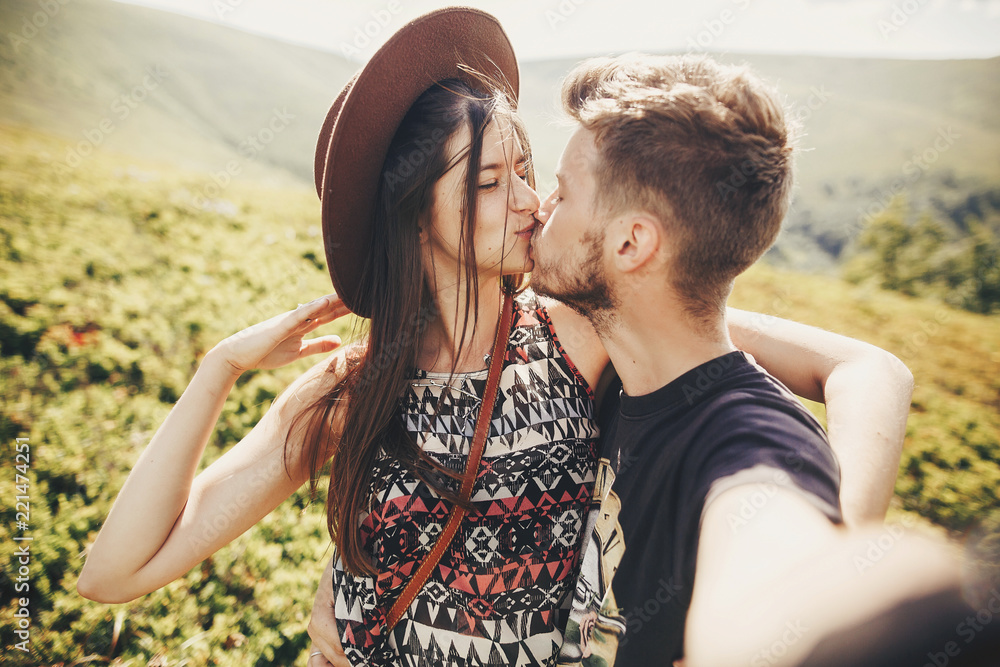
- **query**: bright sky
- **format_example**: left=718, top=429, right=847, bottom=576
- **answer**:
left=114, top=0, right=1000, bottom=61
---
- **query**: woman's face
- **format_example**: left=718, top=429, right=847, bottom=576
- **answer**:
left=423, top=118, right=539, bottom=284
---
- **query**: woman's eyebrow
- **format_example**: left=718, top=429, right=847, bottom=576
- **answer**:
left=481, top=153, right=529, bottom=173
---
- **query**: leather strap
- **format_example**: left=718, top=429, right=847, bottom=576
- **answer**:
left=384, top=292, right=515, bottom=632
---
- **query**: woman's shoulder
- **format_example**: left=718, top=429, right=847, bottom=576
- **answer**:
left=531, top=293, right=610, bottom=394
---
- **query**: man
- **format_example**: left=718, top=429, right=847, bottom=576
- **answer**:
left=526, top=54, right=996, bottom=666
left=308, top=54, right=999, bottom=666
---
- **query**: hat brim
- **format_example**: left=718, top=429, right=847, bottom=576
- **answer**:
left=315, top=7, right=519, bottom=318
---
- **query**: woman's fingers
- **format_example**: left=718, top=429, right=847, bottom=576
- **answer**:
left=307, top=643, right=334, bottom=666
left=299, top=335, right=342, bottom=358
left=212, top=294, right=352, bottom=373
left=288, top=296, right=332, bottom=328
left=306, top=558, right=351, bottom=667
left=289, top=295, right=352, bottom=333
left=307, top=627, right=350, bottom=666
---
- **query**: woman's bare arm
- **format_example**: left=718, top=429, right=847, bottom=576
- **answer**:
left=727, top=307, right=913, bottom=525
left=77, top=296, right=350, bottom=603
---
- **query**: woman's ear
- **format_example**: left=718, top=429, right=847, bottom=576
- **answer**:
left=417, top=215, right=431, bottom=244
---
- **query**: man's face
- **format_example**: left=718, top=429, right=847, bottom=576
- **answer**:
left=530, top=125, right=617, bottom=321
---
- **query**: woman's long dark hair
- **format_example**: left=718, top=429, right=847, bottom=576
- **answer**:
left=288, top=78, right=534, bottom=576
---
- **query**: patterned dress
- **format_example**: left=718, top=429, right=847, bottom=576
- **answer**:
left=331, top=290, right=599, bottom=666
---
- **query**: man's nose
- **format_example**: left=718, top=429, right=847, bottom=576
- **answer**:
left=536, top=191, right=557, bottom=223
left=536, top=204, right=550, bottom=224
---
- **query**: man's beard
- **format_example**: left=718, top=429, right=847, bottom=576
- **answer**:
left=532, top=228, right=618, bottom=331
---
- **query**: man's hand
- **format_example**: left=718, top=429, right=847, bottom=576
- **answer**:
left=307, top=557, right=350, bottom=667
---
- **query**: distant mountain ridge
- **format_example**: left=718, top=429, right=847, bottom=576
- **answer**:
left=0, top=0, right=357, bottom=185
left=2, top=0, right=998, bottom=269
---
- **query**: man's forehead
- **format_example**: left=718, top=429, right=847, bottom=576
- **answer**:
left=557, top=126, right=598, bottom=181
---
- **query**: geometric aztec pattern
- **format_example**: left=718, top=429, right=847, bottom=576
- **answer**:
left=330, top=290, right=599, bottom=665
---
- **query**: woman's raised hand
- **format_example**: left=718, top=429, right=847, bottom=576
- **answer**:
left=210, top=294, right=352, bottom=375
left=79, top=295, right=354, bottom=603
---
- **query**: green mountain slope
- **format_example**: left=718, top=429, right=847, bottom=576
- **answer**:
left=0, top=0, right=356, bottom=184
left=1, top=117, right=998, bottom=663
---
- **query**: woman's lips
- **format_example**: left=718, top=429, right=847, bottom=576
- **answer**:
left=515, top=220, right=537, bottom=240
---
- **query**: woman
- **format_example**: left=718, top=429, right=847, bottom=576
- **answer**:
left=79, top=8, right=910, bottom=666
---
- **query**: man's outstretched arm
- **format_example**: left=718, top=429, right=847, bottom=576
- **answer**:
left=684, top=483, right=967, bottom=667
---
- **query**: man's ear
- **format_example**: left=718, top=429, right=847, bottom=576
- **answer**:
left=610, top=214, right=662, bottom=273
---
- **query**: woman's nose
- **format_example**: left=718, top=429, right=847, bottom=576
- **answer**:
left=512, top=177, right=541, bottom=214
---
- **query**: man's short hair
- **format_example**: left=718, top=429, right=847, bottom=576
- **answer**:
left=562, top=54, right=796, bottom=321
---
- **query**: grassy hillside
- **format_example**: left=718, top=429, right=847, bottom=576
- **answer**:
left=0, top=124, right=347, bottom=666
left=1, top=113, right=998, bottom=663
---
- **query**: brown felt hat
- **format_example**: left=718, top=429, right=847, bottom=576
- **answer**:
left=314, top=7, right=519, bottom=318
